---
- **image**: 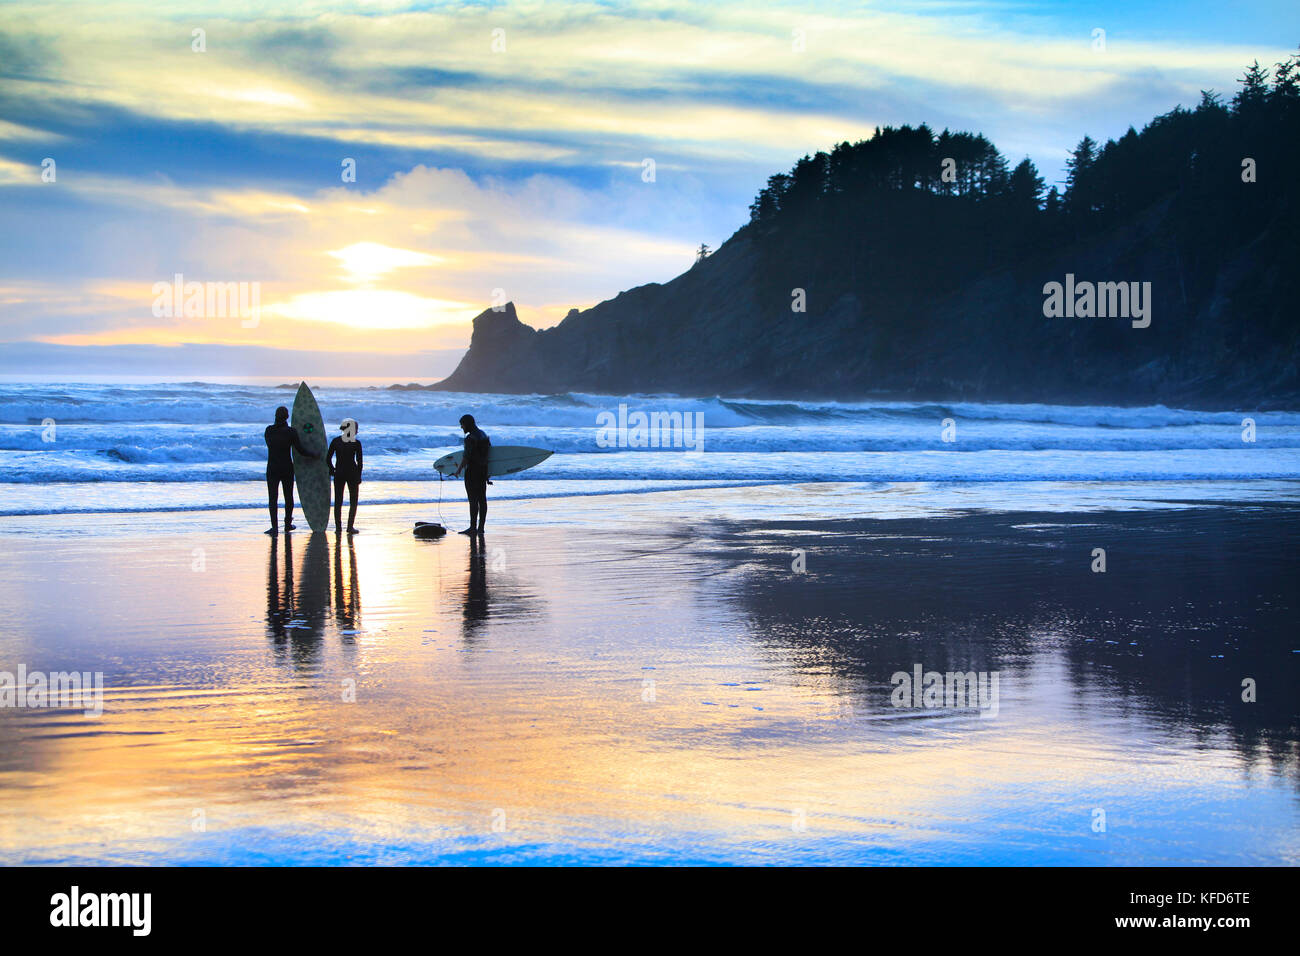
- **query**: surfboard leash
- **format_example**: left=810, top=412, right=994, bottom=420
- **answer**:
left=437, top=469, right=447, bottom=527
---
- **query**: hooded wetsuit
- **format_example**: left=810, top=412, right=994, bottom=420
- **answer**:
left=463, top=426, right=490, bottom=529
left=328, top=435, right=364, bottom=531
left=265, top=422, right=311, bottom=524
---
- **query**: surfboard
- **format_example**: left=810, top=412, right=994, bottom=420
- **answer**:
left=290, top=382, right=330, bottom=532
left=296, top=530, right=330, bottom=635
left=434, top=445, right=553, bottom=478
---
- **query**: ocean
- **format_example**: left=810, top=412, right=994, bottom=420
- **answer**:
left=3, top=382, right=1299, bottom=519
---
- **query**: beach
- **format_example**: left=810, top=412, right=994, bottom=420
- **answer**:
left=1, top=483, right=1296, bottom=865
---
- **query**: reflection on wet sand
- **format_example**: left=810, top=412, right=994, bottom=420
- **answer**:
left=720, top=508, right=1300, bottom=783
left=463, top=534, right=489, bottom=642
left=436, top=534, right=544, bottom=646
left=0, top=499, right=1295, bottom=864
left=266, top=532, right=334, bottom=670
left=266, top=532, right=294, bottom=643
left=333, top=532, right=361, bottom=642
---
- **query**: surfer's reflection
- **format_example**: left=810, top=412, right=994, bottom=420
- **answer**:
left=265, top=532, right=331, bottom=669
left=266, top=532, right=294, bottom=646
left=462, top=533, right=490, bottom=642
left=334, top=532, right=362, bottom=646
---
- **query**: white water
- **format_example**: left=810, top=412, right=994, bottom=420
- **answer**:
left=1, top=382, right=1296, bottom=516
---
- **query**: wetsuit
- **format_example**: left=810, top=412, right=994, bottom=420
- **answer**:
left=463, top=426, right=490, bottom=530
left=265, top=422, right=310, bottom=528
left=327, top=435, right=363, bottom=531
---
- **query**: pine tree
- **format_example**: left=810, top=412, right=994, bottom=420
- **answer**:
left=1065, top=135, right=1097, bottom=213
left=1232, top=60, right=1270, bottom=115
left=1196, top=90, right=1227, bottom=114
left=1008, top=158, right=1045, bottom=211
left=1044, top=185, right=1062, bottom=216
left=1272, top=50, right=1299, bottom=102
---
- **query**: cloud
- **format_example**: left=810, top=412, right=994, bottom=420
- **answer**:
left=3, top=1, right=1283, bottom=176
left=0, top=161, right=711, bottom=356
left=0, top=0, right=1295, bottom=378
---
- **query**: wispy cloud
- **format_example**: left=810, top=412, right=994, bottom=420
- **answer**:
left=0, top=0, right=1294, bottom=374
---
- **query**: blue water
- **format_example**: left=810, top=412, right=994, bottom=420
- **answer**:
left=1, top=382, right=1297, bottom=516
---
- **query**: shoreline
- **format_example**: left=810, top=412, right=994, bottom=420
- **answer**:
left=4, top=478, right=1300, bottom=536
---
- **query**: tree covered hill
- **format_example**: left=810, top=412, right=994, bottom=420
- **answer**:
left=435, top=53, right=1300, bottom=407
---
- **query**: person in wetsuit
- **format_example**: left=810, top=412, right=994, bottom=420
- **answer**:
left=452, top=413, right=490, bottom=535
left=264, top=405, right=318, bottom=534
left=327, top=418, right=364, bottom=535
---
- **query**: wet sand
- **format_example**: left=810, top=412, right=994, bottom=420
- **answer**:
left=0, top=485, right=1296, bottom=864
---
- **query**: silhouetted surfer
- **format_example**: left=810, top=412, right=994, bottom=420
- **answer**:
left=264, top=405, right=318, bottom=534
left=328, top=418, right=363, bottom=534
left=453, top=414, right=490, bottom=534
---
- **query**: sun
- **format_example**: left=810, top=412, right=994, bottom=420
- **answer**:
left=262, top=289, right=479, bottom=330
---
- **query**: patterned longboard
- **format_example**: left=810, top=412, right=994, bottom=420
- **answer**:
left=290, top=382, right=330, bottom=532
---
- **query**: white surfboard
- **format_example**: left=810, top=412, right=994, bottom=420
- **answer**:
left=290, top=382, right=330, bottom=532
left=434, top=445, right=553, bottom=478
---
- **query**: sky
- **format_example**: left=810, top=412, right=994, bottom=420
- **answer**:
left=1, top=0, right=1296, bottom=382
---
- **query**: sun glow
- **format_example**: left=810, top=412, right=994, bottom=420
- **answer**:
left=330, top=242, right=442, bottom=284
left=262, top=289, right=478, bottom=330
